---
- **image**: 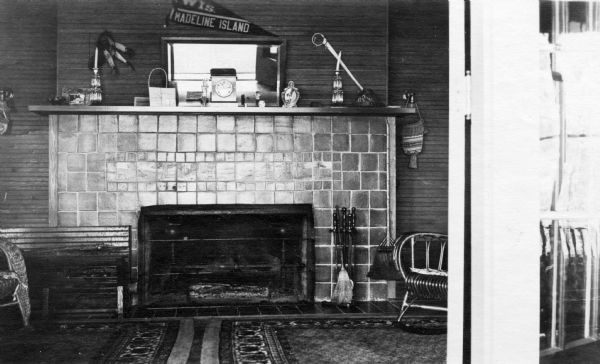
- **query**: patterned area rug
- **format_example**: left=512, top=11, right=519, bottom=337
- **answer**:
left=94, top=321, right=180, bottom=363
left=0, top=321, right=180, bottom=364
left=220, top=319, right=447, bottom=364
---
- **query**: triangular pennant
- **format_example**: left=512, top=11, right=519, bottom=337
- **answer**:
left=167, top=0, right=276, bottom=37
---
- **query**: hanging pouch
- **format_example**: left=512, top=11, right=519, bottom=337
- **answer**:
left=401, top=104, right=427, bottom=169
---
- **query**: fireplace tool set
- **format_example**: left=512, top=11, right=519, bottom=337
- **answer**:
left=330, top=206, right=357, bottom=306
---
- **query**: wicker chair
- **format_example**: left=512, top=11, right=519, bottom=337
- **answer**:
left=0, top=238, right=30, bottom=326
left=393, top=233, right=447, bottom=323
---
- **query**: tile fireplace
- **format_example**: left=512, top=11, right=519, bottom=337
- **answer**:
left=34, top=106, right=406, bottom=302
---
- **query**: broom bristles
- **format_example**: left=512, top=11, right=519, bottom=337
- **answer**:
left=333, top=266, right=354, bottom=306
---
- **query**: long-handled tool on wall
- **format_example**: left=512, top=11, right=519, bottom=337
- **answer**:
left=312, top=33, right=379, bottom=106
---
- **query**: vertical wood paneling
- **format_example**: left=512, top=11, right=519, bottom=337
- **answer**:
left=390, top=0, right=449, bottom=234
left=48, top=115, right=58, bottom=227
left=56, top=0, right=388, bottom=107
left=0, top=0, right=57, bottom=226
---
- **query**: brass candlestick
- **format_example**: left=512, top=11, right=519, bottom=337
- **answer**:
left=88, top=68, right=103, bottom=105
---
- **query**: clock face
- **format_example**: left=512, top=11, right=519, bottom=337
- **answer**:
left=214, top=79, right=234, bottom=98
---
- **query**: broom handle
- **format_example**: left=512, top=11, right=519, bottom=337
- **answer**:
left=341, top=207, right=348, bottom=269
left=334, top=206, right=341, bottom=267
left=349, top=207, right=356, bottom=279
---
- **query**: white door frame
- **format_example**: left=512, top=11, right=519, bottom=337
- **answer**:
left=447, top=0, right=466, bottom=363
left=469, top=1, right=540, bottom=362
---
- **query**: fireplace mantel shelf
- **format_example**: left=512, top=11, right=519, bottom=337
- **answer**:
left=29, top=105, right=415, bottom=116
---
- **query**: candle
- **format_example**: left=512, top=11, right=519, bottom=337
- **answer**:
left=94, top=47, right=98, bottom=69
left=336, top=51, right=342, bottom=72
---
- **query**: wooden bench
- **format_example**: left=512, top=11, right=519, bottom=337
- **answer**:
left=0, top=226, right=130, bottom=318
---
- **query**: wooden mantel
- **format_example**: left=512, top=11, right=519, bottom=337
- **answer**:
left=29, top=105, right=416, bottom=116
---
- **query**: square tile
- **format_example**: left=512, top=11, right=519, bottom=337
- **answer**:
left=216, top=191, right=236, bottom=203
left=58, top=212, right=77, bottom=227
left=361, top=172, right=378, bottom=190
left=98, top=212, right=118, bottom=225
left=67, top=173, right=86, bottom=191
left=217, top=115, right=235, bottom=132
left=313, top=116, right=331, bottom=133
left=177, top=133, right=196, bottom=152
left=217, top=134, right=235, bottom=151
left=177, top=162, right=197, bottom=181
left=98, top=192, right=117, bottom=210
left=197, top=133, right=216, bottom=152
left=351, top=134, right=368, bottom=152
left=293, top=116, right=312, bottom=133
left=197, top=162, right=216, bottom=180
left=216, top=163, right=235, bottom=180
left=236, top=116, right=254, bottom=132
left=117, top=133, right=137, bottom=152
left=274, top=116, right=293, bottom=133
left=79, top=211, right=98, bottom=226
left=67, top=154, right=86, bottom=172
left=58, top=193, right=77, bottom=211
left=332, top=134, right=349, bottom=151
left=79, top=115, right=97, bottom=132
left=158, top=134, right=176, bottom=151
left=255, top=116, right=273, bottom=133
left=256, top=134, right=273, bottom=152
left=87, top=173, right=106, bottom=191
left=118, top=115, right=138, bottom=132
left=159, top=115, right=178, bottom=132
left=370, top=135, right=387, bottom=152
left=87, top=153, right=106, bottom=172
left=197, top=192, right=217, bottom=204
left=197, top=115, right=217, bottom=132
left=98, top=134, right=117, bottom=152
left=275, top=134, right=293, bottom=151
left=138, top=133, right=157, bottom=151
left=236, top=134, right=256, bottom=152
left=178, top=115, right=197, bottom=132
left=78, top=134, right=97, bottom=152
left=117, top=192, right=138, bottom=210
left=138, top=192, right=157, bottom=206
left=58, top=133, right=78, bottom=152
left=314, top=134, right=331, bottom=152
left=158, top=191, right=177, bottom=204
left=342, top=172, right=360, bottom=190
left=361, top=154, right=378, bottom=171
left=178, top=192, right=196, bottom=204
left=59, top=115, right=78, bottom=132
left=78, top=192, right=97, bottom=211
left=139, top=115, right=158, bottom=132
left=99, top=115, right=118, bottom=132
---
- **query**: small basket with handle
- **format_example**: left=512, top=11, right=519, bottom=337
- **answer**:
left=148, top=68, right=176, bottom=107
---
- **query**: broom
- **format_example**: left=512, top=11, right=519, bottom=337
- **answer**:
left=332, top=207, right=353, bottom=306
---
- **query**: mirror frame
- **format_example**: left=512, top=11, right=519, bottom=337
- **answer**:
left=161, top=36, right=286, bottom=105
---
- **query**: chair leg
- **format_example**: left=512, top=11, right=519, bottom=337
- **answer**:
left=15, top=288, right=30, bottom=327
left=396, top=291, right=414, bottom=323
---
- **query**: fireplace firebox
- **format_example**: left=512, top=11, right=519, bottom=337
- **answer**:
left=137, top=204, right=314, bottom=306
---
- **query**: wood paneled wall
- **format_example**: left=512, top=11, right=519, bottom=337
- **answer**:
left=0, top=1, right=57, bottom=226
left=390, top=0, right=449, bottom=234
left=0, top=0, right=450, bottom=233
left=56, top=0, right=388, bottom=107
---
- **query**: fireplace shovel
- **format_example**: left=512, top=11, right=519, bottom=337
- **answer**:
left=331, top=206, right=353, bottom=306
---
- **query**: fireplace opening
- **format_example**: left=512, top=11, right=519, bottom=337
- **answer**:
left=137, top=204, right=314, bottom=306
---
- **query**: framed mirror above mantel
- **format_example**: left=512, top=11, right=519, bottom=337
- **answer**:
left=161, top=37, right=286, bottom=107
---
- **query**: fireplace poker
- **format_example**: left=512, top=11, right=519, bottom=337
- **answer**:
left=330, top=206, right=353, bottom=306
left=341, top=207, right=348, bottom=270
left=349, top=207, right=356, bottom=282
